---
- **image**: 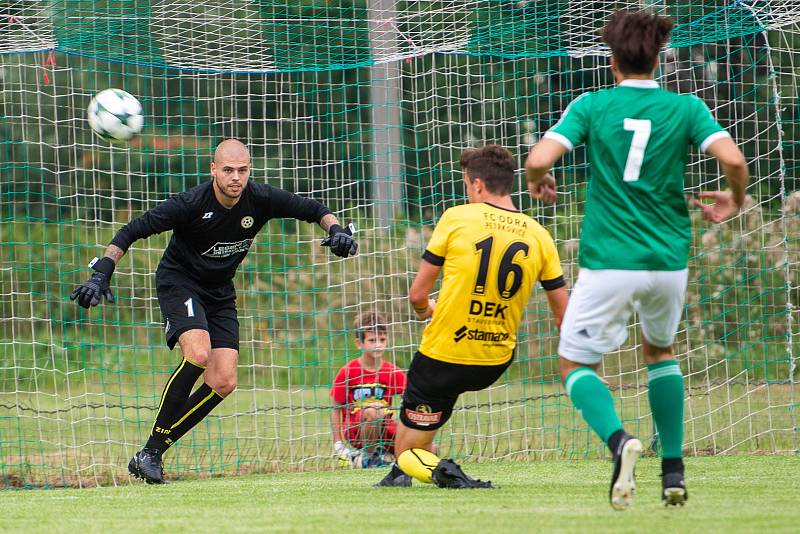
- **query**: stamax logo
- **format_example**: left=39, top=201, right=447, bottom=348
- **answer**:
left=453, top=325, right=510, bottom=343
left=454, top=326, right=468, bottom=342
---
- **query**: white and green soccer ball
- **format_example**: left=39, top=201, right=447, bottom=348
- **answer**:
left=87, top=88, right=143, bottom=143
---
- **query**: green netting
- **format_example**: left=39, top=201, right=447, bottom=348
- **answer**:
left=8, top=1, right=782, bottom=69
left=0, top=1, right=798, bottom=488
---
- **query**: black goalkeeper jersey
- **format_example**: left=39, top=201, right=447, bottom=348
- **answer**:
left=110, top=180, right=331, bottom=286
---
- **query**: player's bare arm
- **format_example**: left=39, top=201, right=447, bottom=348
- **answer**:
left=103, top=243, right=126, bottom=264
left=545, top=285, right=569, bottom=330
left=689, top=136, right=750, bottom=223
left=319, top=213, right=339, bottom=233
left=525, top=138, right=568, bottom=204
left=408, top=260, right=440, bottom=320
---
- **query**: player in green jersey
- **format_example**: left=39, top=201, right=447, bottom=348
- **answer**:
left=525, top=10, right=749, bottom=510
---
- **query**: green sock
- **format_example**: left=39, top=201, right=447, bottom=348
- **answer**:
left=647, top=359, right=684, bottom=459
left=564, top=367, right=623, bottom=443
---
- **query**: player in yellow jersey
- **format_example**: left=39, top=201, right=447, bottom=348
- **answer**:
left=375, top=145, right=568, bottom=488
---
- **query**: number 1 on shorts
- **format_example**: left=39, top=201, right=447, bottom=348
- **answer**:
left=184, top=298, right=195, bottom=317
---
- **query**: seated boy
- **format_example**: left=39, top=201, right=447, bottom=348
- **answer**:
left=330, top=311, right=407, bottom=468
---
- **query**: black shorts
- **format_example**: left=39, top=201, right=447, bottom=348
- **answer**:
left=156, top=271, right=239, bottom=351
left=400, top=351, right=513, bottom=431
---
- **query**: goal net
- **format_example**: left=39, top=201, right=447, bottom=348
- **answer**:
left=1, top=0, right=797, bottom=487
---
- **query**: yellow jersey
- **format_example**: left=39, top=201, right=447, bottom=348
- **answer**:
left=418, top=202, right=564, bottom=366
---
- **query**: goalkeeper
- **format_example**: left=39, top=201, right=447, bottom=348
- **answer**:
left=70, top=139, right=358, bottom=484
left=376, top=145, right=568, bottom=488
left=525, top=10, right=749, bottom=509
left=330, top=312, right=407, bottom=470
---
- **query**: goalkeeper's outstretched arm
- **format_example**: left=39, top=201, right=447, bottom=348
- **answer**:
left=70, top=195, right=187, bottom=309
left=264, top=185, right=358, bottom=258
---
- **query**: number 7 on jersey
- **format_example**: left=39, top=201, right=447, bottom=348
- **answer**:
left=623, top=118, right=651, bottom=182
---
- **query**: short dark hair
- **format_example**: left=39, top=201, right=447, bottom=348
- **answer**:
left=354, top=311, right=388, bottom=341
left=601, top=10, right=674, bottom=75
left=459, top=144, right=515, bottom=196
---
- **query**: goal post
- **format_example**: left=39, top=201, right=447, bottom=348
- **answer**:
left=0, top=1, right=797, bottom=487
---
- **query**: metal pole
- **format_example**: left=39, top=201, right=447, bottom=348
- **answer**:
left=368, top=0, right=404, bottom=229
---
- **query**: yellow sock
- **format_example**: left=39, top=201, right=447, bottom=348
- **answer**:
left=397, top=448, right=441, bottom=484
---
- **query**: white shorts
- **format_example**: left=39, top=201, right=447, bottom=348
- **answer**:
left=558, top=268, right=688, bottom=365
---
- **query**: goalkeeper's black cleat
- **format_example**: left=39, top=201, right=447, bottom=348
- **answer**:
left=431, top=459, right=494, bottom=489
left=128, top=448, right=165, bottom=484
left=127, top=457, right=141, bottom=479
left=373, top=466, right=412, bottom=488
left=609, top=434, right=643, bottom=511
left=662, top=471, right=688, bottom=507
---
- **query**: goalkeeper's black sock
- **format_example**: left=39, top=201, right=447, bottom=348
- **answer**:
left=164, top=382, right=224, bottom=447
left=145, top=358, right=204, bottom=452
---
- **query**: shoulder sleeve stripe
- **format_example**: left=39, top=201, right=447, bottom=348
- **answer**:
left=422, top=249, right=445, bottom=266
left=699, top=130, right=731, bottom=153
left=543, top=131, right=574, bottom=151
left=540, top=275, right=566, bottom=291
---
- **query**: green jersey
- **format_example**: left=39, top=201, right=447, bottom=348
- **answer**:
left=546, top=79, right=729, bottom=270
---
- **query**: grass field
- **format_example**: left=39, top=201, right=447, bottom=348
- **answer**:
left=0, top=384, right=798, bottom=487
left=2, top=456, right=799, bottom=533
left=2, top=380, right=796, bottom=487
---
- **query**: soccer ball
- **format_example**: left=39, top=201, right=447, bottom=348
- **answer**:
left=398, top=448, right=440, bottom=481
left=87, top=89, right=143, bottom=143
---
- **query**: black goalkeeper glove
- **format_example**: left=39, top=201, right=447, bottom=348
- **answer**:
left=70, top=256, right=116, bottom=309
left=321, top=223, right=358, bottom=258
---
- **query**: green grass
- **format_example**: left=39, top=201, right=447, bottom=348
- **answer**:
left=2, top=381, right=796, bottom=488
left=2, top=457, right=799, bottom=533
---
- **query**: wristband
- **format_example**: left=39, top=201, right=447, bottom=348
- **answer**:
left=89, top=256, right=116, bottom=277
